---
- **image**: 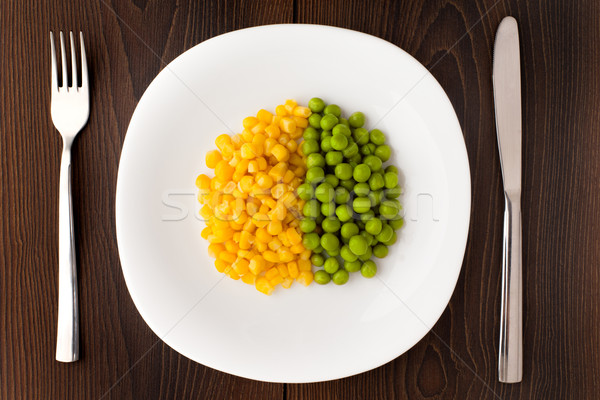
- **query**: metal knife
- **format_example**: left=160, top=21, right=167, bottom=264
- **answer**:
left=493, top=16, right=523, bottom=383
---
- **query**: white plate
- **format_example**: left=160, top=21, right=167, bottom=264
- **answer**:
left=116, top=24, right=471, bottom=383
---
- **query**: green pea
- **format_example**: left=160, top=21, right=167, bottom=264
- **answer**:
left=321, top=136, right=333, bottom=152
left=358, top=246, right=372, bottom=261
left=353, top=164, right=371, bottom=182
left=314, top=270, right=331, bottom=284
left=341, top=222, right=359, bottom=239
left=381, top=231, right=397, bottom=246
left=389, top=218, right=404, bottom=230
left=302, top=232, right=320, bottom=250
left=342, top=142, right=359, bottom=158
left=338, top=117, right=350, bottom=127
left=368, top=190, right=383, bottom=206
left=349, top=153, right=362, bottom=164
left=326, top=151, right=343, bottom=166
left=324, top=104, right=341, bottom=117
left=353, top=128, right=369, bottom=145
left=326, top=247, right=340, bottom=257
left=306, top=167, right=325, bottom=183
left=349, top=161, right=358, bottom=169
left=322, top=217, right=341, bottom=233
left=334, top=163, right=353, bottom=180
left=325, top=174, right=339, bottom=187
left=369, top=129, right=385, bottom=145
left=320, top=114, right=339, bottom=131
left=348, top=112, right=365, bottom=128
left=331, top=134, right=348, bottom=150
left=360, top=231, right=374, bottom=246
left=360, top=210, right=375, bottom=222
left=365, top=218, right=383, bottom=235
left=308, top=97, right=325, bottom=113
left=385, top=165, right=398, bottom=174
left=332, top=269, right=349, bottom=285
left=334, top=187, right=350, bottom=204
left=354, top=182, right=370, bottom=197
left=308, top=113, right=322, bottom=129
left=335, top=204, right=353, bottom=222
left=369, top=172, right=385, bottom=191
left=297, top=183, right=314, bottom=200
left=321, top=233, right=340, bottom=252
left=344, top=260, right=362, bottom=273
left=301, top=139, right=320, bottom=155
left=384, top=172, right=398, bottom=189
left=313, top=244, right=323, bottom=253
left=299, top=218, right=317, bottom=233
left=315, top=182, right=334, bottom=203
left=361, top=260, right=377, bottom=278
left=367, top=143, right=377, bottom=153
left=306, top=153, right=325, bottom=169
left=340, top=245, right=358, bottom=262
left=340, top=179, right=355, bottom=191
left=311, top=253, right=325, bottom=267
left=303, top=199, right=320, bottom=219
left=385, top=186, right=402, bottom=199
left=303, top=127, right=320, bottom=141
left=353, top=197, right=371, bottom=213
left=360, top=144, right=372, bottom=156
left=321, top=130, right=332, bottom=140
left=376, top=224, right=394, bottom=242
left=374, top=145, right=391, bottom=161
left=323, top=257, right=340, bottom=274
left=332, top=124, right=351, bottom=137
left=321, top=201, right=336, bottom=217
left=379, top=199, right=401, bottom=219
left=363, top=155, right=382, bottom=171
left=349, top=235, right=368, bottom=255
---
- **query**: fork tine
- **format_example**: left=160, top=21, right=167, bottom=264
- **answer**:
left=50, top=32, right=58, bottom=92
left=69, top=32, right=78, bottom=88
left=79, top=32, right=88, bottom=90
left=59, top=32, right=68, bottom=89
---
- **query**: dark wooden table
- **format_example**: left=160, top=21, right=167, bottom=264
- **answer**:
left=3, top=0, right=600, bottom=398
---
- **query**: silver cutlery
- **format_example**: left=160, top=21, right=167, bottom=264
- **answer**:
left=50, top=31, right=89, bottom=362
left=492, top=16, right=523, bottom=383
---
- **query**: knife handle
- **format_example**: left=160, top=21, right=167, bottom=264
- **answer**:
left=498, top=194, right=522, bottom=382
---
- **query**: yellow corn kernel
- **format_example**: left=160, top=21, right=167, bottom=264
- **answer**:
left=243, top=219, right=257, bottom=234
left=278, top=247, right=294, bottom=263
left=247, top=160, right=259, bottom=173
left=284, top=99, right=297, bottom=113
left=215, top=259, right=230, bottom=273
left=262, top=197, right=277, bottom=209
left=232, top=188, right=248, bottom=199
left=215, top=134, right=232, bottom=150
left=293, top=116, right=309, bottom=128
left=269, top=275, right=284, bottom=286
left=256, top=241, right=268, bottom=252
left=224, top=240, right=238, bottom=253
left=241, top=273, right=256, bottom=285
left=205, top=150, right=222, bottom=169
left=281, top=277, right=293, bottom=289
left=251, top=122, right=267, bottom=135
left=255, top=227, right=272, bottom=243
left=297, top=270, right=313, bottom=286
left=265, top=267, right=280, bottom=280
left=259, top=204, right=269, bottom=214
left=279, top=134, right=290, bottom=146
left=257, top=109, right=273, bottom=124
left=241, top=128, right=254, bottom=143
left=199, top=205, right=212, bottom=219
left=239, top=230, right=254, bottom=250
left=294, top=166, right=305, bottom=177
left=290, top=177, right=302, bottom=189
left=275, top=104, right=288, bottom=116
left=287, top=261, right=299, bottom=278
left=267, top=220, right=283, bottom=235
left=239, top=175, right=254, bottom=193
left=288, top=219, right=299, bottom=228
left=286, top=227, right=302, bottom=245
left=246, top=201, right=259, bottom=216
left=255, top=277, right=274, bottom=295
left=277, top=263, right=289, bottom=278
left=223, top=181, right=236, bottom=194
left=227, top=269, right=240, bottom=280
left=279, top=117, right=296, bottom=134
left=233, top=258, right=250, bottom=275
left=218, top=251, right=236, bottom=264
left=298, top=259, right=311, bottom=272
left=285, top=139, right=298, bottom=153
left=292, top=106, right=311, bottom=118
left=290, top=127, right=303, bottom=139
left=268, top=238, right=283, bottom=251
left=231, top=134, right=244, bottom=149
left=232, top=170, right=245, bottom=182
left=278, top=232, right=292, bottom=247
left=271, top=144, right=289, bottom=162
left=300, top=249, right=312, bottom=260
left=288, top=153, right=303, bottom=167
left=228, top=150, right=242, bottom=167
left=201, top=227, right=211, bottom=240
left=249, top=254, right=266, bottom=275
left=214, top=161, right=234, bottom=181
left=290, top=243, right=305, bottom=254
left=264, top=138, right=277, bottom=156
left=241, top=143, right=257, bottom=159
left=252, top=213, right=269, bottom=228
left=282, top=170, right=295, bottom=184
left=265, top=123, right=280, bottom=139
left=196, top=174, right=211, bottom=191
left=207, top=243, right=225, bottom=258
left=243, top=116, right=259, bottom=129
left=270, top=183, right=286, bottom=199
left=263, top=250, right=279, bottom=263
left=268, top=162, right=288, bottom=181
left=257, top=157, right=268, bottom=170
left=270, top=203, right=286, bottom=221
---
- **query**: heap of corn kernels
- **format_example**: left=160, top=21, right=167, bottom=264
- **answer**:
left=196, top=100, right=313, bottom=295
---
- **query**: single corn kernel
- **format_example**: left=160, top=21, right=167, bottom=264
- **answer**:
left=287, top=261, right=299, bottom=278
left=265, top=124, right=280, bottom=139
left=215, top=259, right=230, bottom=273
left=286, top=227, right=302, bottom=245
left=281, top=277, right=293, bottom=289
left=279, top=117, right=296, bottom=134
left=241, top=273, right=256, bottom=285
left=257, top=109, right=273, bottom=124
left=277, top=263, right=289, bottom=278
left=257, top=157, right=268, bottom=170
left=249, top=254, right=266, bottom=275
left=231, top=134, right=244, bottom=149
left=292, top=106, right=311, bottom=118
left=278, top=248, right=294, bottom=263
left=207, top=243, right=225, bottom=258
left=297, top=270, right=313, bottom=286
left=263, top=250, right=279, bottom=263
left=265, top=267, right=280, bottom=280
left=298, top=259, right=312, bottom=272
left=224, top=240, right=238, bottom=253
left=214, top=160, right=234, bottom=181
left=241, top=129, right=254, bottom=143
left=300, top=249, right=312, bottom=260
left=205, top=150, right=222, bottom=169
left=285, top=139, right=298, bottom=153
left=275, top=104, right=288, bottom=116
left=243, top=116, right=259, bottom=129
left=201, top=227, right=211, bottom=240
left=255, top=277, right=274, bottom=295
left=293, top=116, right=309, bottom=128
left=290, top=243, right=305, bottom=254
left=247, top=160, right=259, bottom=173
left=271, top=144, right=289, bottom=162
left=256, top=241, right=267, bottom=252
left=268, top=238, right=283, bottom=251
left=284, top=99, right=297, bottom=113
left=267, top=220, right=283, bottom=235
left=269, top=275, right=284, bottom=286
left=215, top=134, right=232, bottom=151
left=251, top=122, right=267, bottom=135
left=241, top=143, right=257, bottom=159
left=233, top=258, right=250, bottom=275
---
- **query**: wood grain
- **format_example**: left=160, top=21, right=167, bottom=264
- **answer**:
left=2, top=0, right=600, bottom=399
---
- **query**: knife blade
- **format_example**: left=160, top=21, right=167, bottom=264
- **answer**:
left=492, top=16, right=523, bottom=384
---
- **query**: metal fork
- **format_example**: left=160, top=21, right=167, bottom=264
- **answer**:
left=50, top=31, right=89, bottom=362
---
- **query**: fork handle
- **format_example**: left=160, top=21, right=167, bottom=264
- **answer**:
left=498, top=194, right=522, bottom=382
left=56, top=144, right=79, bottom=362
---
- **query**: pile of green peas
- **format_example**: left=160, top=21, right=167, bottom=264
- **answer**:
left=297, top=98, right=404, bottom=285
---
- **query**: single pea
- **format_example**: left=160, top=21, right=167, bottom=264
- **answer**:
left=297, top=183, right=314, bottom=200
left=324, top=104, right=341, bottom=117
left=331, top=134, right=348, bottom=150
left=313, top=244, right=324, bottom=253
left=360, top=231, right=374, bottom=246
left=321, top=201, right=336, bottom=217
left=349, top=235, right=369, bottom=255
left=361, top=260, right=377, bottom=278
left=369, top=172, right=385, bottom=191
left=340, top=179, right=355, bottom=191
left=341, top=222, right=359, bottom=239
left=342, top=142, right=359, bottom=158
left=384, top=172, right=398, bottom=189
left=314, top=270, right=331, bottom=284
left=374, top=145, right=391, bottom=161
left=376, top=224, right=394, bottom=242
left=306, top=167, right=325, bottom=183
left=303, top=127, right=320, bottom=141
left=321, top=233, right=340, bottom=252
left=389, top=218, right=404, bottom=230
left=332, top=124, right=351, bottom=137
left=335, top=204, right=353, bottom=222
left=299, top=218, right=317, bottom=233
left=306, top=153, right=325, bottom=169
left=308, top=97, right=326, bottom=113
left=360, top=210, right=375, bottom=222
left=344, top=260, right=362, bottom=273
left=349, top=153, right=362, bottom=164
left=320, top=114, right=339, bottom=131
left=321, top=130, right=333, bottom=140
left=301, top=139, right=320, bottom=155
left=354, top=182, right=371, bottom=197
left=385, top=186, right=402, bottom=199
left=353, top=128, right=370, bottom=145
left=353, top=197, right=372, bottom=213
left=372, top=238, right=379, bottom=246
left=338, top=117, right=350, bottom=127
left=367, top=143, right=377, bottom=153
left=311, top=253, right=325, bottom=267
left=323, top=257, right=340, bottom=274
left=321, top=136, right=333, bottom=152
left=327, top=247, right=340, bottom=257
left=360, top=144, right=372, bottom=156
left=363, top=155, right=383, bottom=171
left=308, top=113, right=322, bottom=129
left=385, top=165, right=398, bottom=174
left=368, top=190, right=383, bottom=206
left=325, top=174, right=339, bottom=187
left=322, top=217, right=341, bottom=233
left=315, top=182, right=334, bottom=203
left=354, top=164, right=371, bottom=182
left=365, top=218, right=383, bottom=235
left=302, top=232, right=320, bottom=250
left=380, top=200, right=401, bottom=219
left=326, top=151, right=343, bottom=166
left=369, top=129, right=386, bottom=145
left=358, top=246, right=372, bottom=261
left=381, top=231, right=397, bottom=246
left=334, top=187, right=350, bottom=204
left=332, top=269, right=349, bottom=285
left=334, top=163, right=353, bottom=180
left=348, top=111, right=365, bottom=128
left=303, top=199, right=320, bottom=219
left=341, top=245, right=358, bottom=262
